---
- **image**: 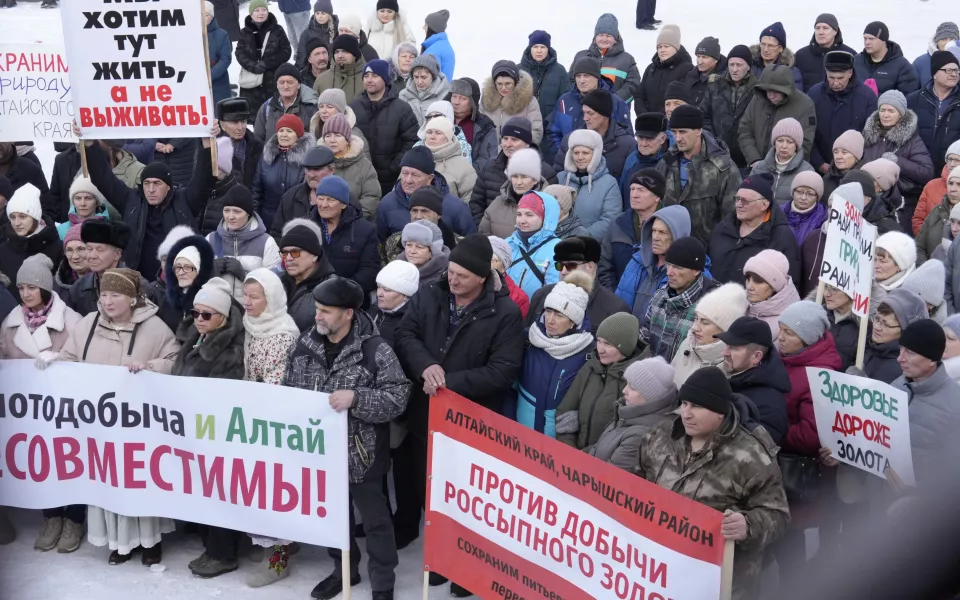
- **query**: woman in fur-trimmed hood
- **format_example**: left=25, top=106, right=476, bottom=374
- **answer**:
left=251, top=114, right=317, bottom=232
left=861, top=90, right=935, bottom=198
left=481, top=60, right=544, bottom=146
left=160, top=234, right=215, bottom=335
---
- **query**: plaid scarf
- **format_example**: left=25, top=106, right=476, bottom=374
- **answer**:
left=23, top=296, right=54, bottom=332
left=641, top=275, right=706, bottom=361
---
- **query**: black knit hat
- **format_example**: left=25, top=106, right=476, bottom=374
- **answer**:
left=501, top=117, right=533, bottom=145
left=635, top=112, right=667, bottom=138
left=279, top=222, right=324, bottom=257
left=411, top=186, right=443, bottom=215
left=376, top=0, right=399, bottom=11
left=573, top=56, right=601, bottom=80
left=81, top=219, right=131, bottom=249
left=275, top=62, right=302, bottom=83
left=739, top=172, right=775, bottom=201
left=141, top=162, right=173, bottom=188
left=815, top=13, right=840, bottom=32
left=664, top=80, right=691, bottom=103
left=630, top=168, right=666, bottom=199
left=841, top=170, right=875, bottom=198
left=305, top=37, right=330, bottom=61
left=679, top=366, right=733, bottom=416
left=695, top=37, right=721, bottom=61
left=668, top=104, right=703, bottom=130
left=312, top=276, right=365, bottom=310
left=864, top=21, right=889, bottom=42
left=582, top=89, right=613, bottom=119
left=400, top=146, right=435, bottom=175
left=223, top=185, right=255, bottom=216
left=491, top=60, right=520, bottom=82
left=824, top=50, right=855, bottom=72
left=553, top=236, right=601, bottom=263
left=332, top=34, right=362, bottom=59
left=931, top=50, right=960, bottom=77
left=727, top=44, right=753, bottom=65
left=900, top=318, right=946, bottom=363
left=449, top=233, right=492, bottom=278
left=664, top=236, right=706, bottom=271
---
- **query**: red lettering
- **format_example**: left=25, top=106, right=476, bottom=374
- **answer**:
left=229, top=458, right=266, bottom=509
left=53, top=437, right=83, bottom=481
left=123, top=442, right=146, bottom=489
left=88, top=438, right=118, bottom=486
left=28, top=436, right=50, bottom=482
left=5, top=433, right=27, bottom=480
left=149, top=445, right=173, bottom=492
left=198, top=454, right=225, bottom=501
left=314, top=469, right=325, bottom=518
left=172, top=448, right=194, bottom=494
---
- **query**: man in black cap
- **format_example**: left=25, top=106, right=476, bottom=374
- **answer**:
left=283, top=276, right=410, bottom=600
left=639, top=236, right=719, bottom=361
left=315, top=35, right=367, bottom=103
left=602, top=168, right=666, bottom=289
left=684, top=37, right=727, bottom=107
left=217, top=98, right=264, bottom=189
left=277, top=218, right=336, bottom=331
left=395, top=234, right=524, bottom=595
left=524, top=236, right=629, bottom=335
left=854, top=22, right=919, bottom=95
left=662, top=81, right=692, bottom=120
left=702, top=44, right=758, bottom=171
left=269, top=146, right=337, bottom=241
left=794, top=13, right=856, bottom=92
left=253, top=62, right=319, bottom=144
left=657, top=104, right=741, bottom=245
left=807, top=50, right=876, bottom=173
left=553, top=88, right=636, bottom=180
left=908, top=50, right=960, bottom=173
left=637, top=365, right=788, bottom=600
left=300, top=38, right=331, bottom=88
left=618, top=113, right=669, bottom=201
left=716, top=316, right=790, bottom=445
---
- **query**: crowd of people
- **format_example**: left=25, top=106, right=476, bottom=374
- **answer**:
left=2, top=2, right=960, bottom=599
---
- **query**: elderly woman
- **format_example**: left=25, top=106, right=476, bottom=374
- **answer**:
left=236, top=0, right=292, bottom=114
left=206, top=186, right=281, bottom=301
left=479, top=148, right=549, bottom=238
left=366, top=3, right=416, bottom=60
left=37, top=268, right=180, bottom=565
left=672, top=283, right=749, bottom=386
left=0, top=184, right=62, bottom=294
left=309, top=88, right=370, bottom=157
left=316, top=114, right=380, bottom=219
left=743, top=249, right=801, bottom=337
left=55, top=177, right=114, bottom=239
left=0, top=255, right=83, bottom=554
left=481, top=60, right=543, bottom=145
left=171, top=277, right=247, bottom=578
left=873, top=232, right=917, bottom=307
left=943, top=314, right=960, bottom=383
left=558, top=129, right=621, bottom=238
left=554, top=313, right=641, bottom=449
left=390, top=41, right=418, bottom=88
left=820, top=283, right=860, bottom=371
left=398, top=219, right=450, bottom=286
left=423, top=116, right=476, bottom=202
left=399, top=54, right=450, bottom=126
left=414, top=100, right=472, bottom=163
left=369, top=260, right=419, bottom=346
left=506, top=191, right=562, bottom=299
left=857, top=158, right=905, bottom=234
left=917, top=167, right=960, bottom=263
left=488, top=235, right=529, bottom=317
left=514, top=272, right=594, bottom=437
left=822, top=130, right=865, bottom=199
left=160, top=234, right=215, bottom=334
left=252, top=114, right=316, bottom=231
left=54, top=224, right=90, bottom=296
left=750, top=118, right=815, bottom=204
left=859, top=288, right=927, bottom=383
left=783, top=171, right=828, bottom=246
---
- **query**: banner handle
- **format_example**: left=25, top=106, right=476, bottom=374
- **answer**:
left=79, top=141, right=89, bottom=179
left=199, top=0, right=218, bottom=178
left=422, top=570, right=430, bottom=600
left=719, top=539, right=735, bottom=600
left=814, top=280, right=825, bottom=306
left=341, top=548, right=351, bottom=600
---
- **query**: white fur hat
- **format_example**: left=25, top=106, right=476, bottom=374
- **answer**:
left=694, top=282, right=749, bottom=332
left=157, top=225, right=195, bottom=260
left=505, top=148, right=542, bottom=181
left=376, top=260, right=420, bottom=297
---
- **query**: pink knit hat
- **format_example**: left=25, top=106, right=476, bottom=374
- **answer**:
left=743, top=249, right=791, bottom=292
left=860, top=158, right=901, bottom=192
left=63, top=223, right=84, bottom=246
left=790, top=170, right=824, bottom=198
left=770, top=117, right=803, bottom=149
left=322, top=113, right=353, bottom=141
left=833, top=130, right=865, bottom=161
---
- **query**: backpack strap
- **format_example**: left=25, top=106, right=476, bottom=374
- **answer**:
left=81, top=313, right=100, bottom=362
left=517, top=237, right=556, bottom=286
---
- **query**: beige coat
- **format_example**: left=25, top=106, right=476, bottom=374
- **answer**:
left=430, top=138, right=477, bottom=202
left=317, top=135, right=382, bottom=219
left=59, top=301, right=180, bottom=373
left=480, top=71, right=543, bottom=145
left=478, top=177, right=549, bottom=238
left=670, top=330, right=730, bottom=388
left=0, top=294, right=82, bottom=359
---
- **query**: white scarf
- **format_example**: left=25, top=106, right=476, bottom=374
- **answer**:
left=242, top=269, right=301, bottom=339
left=878, top=265, right=914, bottom=291
left=528, top=324, right=593, bottom=359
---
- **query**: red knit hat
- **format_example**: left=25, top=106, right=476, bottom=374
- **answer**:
left=518, top=192, right=545, bottom=222
left=276, top=114, right=305, bottom=138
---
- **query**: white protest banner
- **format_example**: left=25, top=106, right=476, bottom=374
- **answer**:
left=818, top=198, right=876, bottom=317
left=0, top=44, right=75, bottom=142
left=60, top=0, right=213, bottom=139
left=806, top=367, right=914, bottom=486
left=0, top=360, right=349, bottom=550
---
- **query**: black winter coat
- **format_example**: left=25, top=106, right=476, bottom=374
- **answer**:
left=269, top=182, right=312, bottom=242
left=683, top=55, right=727, bottom=108
left=236, top=14, right=292, bottom=113
left=853, top=42, right=919, bottom=96
left=863, top=338, right=902, bottom=384
left=807, top=78, right=877, bottom=169
left=281, top=256, right=337, bottom=332
left=368, top=303, right=405, bottom=347
left=394, top=276, right=525, bottom=432
left=0, top=222, right=62, bottom=295
left=252, top=133, right=315, bottom=232
left=152, top=139, right=199, bottom=188
left=907, top=83, right=960, bottom=173
left=728, top=349, right=791, bottom=446
left=295, top=13, right=338, bottom=68
left=200, top=171, right=244, bottom=236
left=49, top=146, right=81, bottom=222
left=172, top=302, right=246, bottom=380
left=519, top=47, right=571, bottom=124
left=350, top=85, right=421, bottom=195
left=0, top=152, right=54, bottom=222
left=158, top=235, right=215, bottom=332
left=634, top=46, right=695, bottom=115
left=470, top=150, right=558, bottom=224
left=553, top=119, right=635, bottom=182
left=794, top=35, right=856, bottom=92
left=707, top=203, right=801, bottom=286
left=700, top=70, right=758, bottom=168
left=224, top=130, right=265, bottom=190
left=828, top=310, right=860, bottom=372
left=308, top=205, right=380, bottom=297
left=211, top=0, right=242, bottom=42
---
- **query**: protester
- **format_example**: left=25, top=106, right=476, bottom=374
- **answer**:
left=637, top=365, right=789, bottom=599
left=400, top=54, right=451, bottom=126
left=295, top=2, right=338, bottom=69
left=844, top=164, right=902, bottom=235
left=283, top=277, right=409, bottom=600
left=65, top=221, right=132, bottom=315
left=301, top=38, right=331, bottom=88
left=519, top=31, right=570, bottom=126
left=317, top=113, right=381, bottom=218
left=557, top=129, right=621, bottom=238
left=196, top=138, right=243, bottom=236
left=0, top=184, right=63, bottom=294
left=744, top=250, right=802, bottom=337
left=684, top=37, right=726, bottom=108
left=370, top=260, right=419, bottom=345
left=204, top=2, right=233, bottom=105
left=821, top=282, right=860, bottom=370
left=422, top=116, right=475, bottom=202
left=218, top=98, right=265, bottom=190
left=701, top=45, right=758, bottom=171
left=334, top=15, right=379, bottom=64
left=241, top=268, right=300, bottom=385
left=49, top=142, right=139, bottom=224
left=942, top=315, right=960, bottom=382
left=211, top=0, right=242, bottom=42
left=148, top=138, right=201, bottom=189
left=854, top=22, right=919, bottom=95
left=738, top=65, right=816, bottom=168
left=618, top=113, right=669, bottom=201
left=398, top=219, right=449, bottom=287
left=912, top=22, right=959, bottom=87
left=366, top=1, right=416, bottom=60
left=545, top=185, right=589, bottom=239
left=874, top=232, right=917, bottom=304
left=807, top=51, right=875, bottom=174
left=569, top=14, right=642, bottom=110
left=671, top=282, right=749, bottom=386
left=634, top=25, right=694, bottom=115
left=277, top=218, right=336, bottom=331
left=748, top=117, right=815, bottom=203
left=600, top=168, right=663, bottom=289
left=783, top=171, right=828, bottom=247
left=380, top=185, right=459, bottom=261
left=860, top=288, right=928, bottom=383
left=902, top=259, right=948, bottom=324
left=552, top=88, right=636, bottom=183
left=0, top=142, right=53, bottom=223
left=794, top=14, right=857, bottom=92
left=310, top=88, right=370, bottom=155
left=914, top=142, right=960, bottom=234
left=313, top=34, right=368, bottom=102
left=236, top=1, right=293, bottom=113
left=252, top=63, right=320, bottom=145
left=448, top=78, right=499, bottom=168
left=751, top=22, right=804, bottom=89
left=269, top=147, right=337, bottom=240
left=907, top=49, right=960, bottom=174
left=917, top=169, right=960, bottom=263
left=39, top=268, right=180, bottom=565
left=822, top=129, right=865, bottom=199
left=582, top=357, right=678, bottom=472
left=481, top=60, right=544, bottom=146
left=505, top=191, right=561, bottom=299
left=159, top=234, right=215, bottom=334
left=421, top=10, right=455, bottom=81
left=414, top=101, right=472, bottom=170
left=486, top=235, right=530, bottom=318
left=54, top=224, right=90, bottom=299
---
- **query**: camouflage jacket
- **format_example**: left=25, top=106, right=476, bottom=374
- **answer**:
left=637, top=410, right=789, bottom=600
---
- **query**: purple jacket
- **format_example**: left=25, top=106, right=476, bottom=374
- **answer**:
left=782, top=201, right=829, bottom=247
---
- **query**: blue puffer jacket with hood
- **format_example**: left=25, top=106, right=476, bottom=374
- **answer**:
left=507, top=191, right=562, bottom=299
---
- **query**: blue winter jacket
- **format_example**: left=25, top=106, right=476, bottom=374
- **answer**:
left=514, top=321, right=591, bottom=437
left=545, top=78, right=632, bottom=159
left=807, top=78, right=877, bottom=169
left=558, top=156, right=622, bottom=239
left=207, top=18, right=233, bottom=105
left=507, top=191, right=562, bottom=299
left=913, top=41, right=960, bottom=89
left=618, top=132, right=674, bottom=205
left=277, top=0, right=311, bottom=13
left=423, top=32, right=455, bottom=81
left=375, top=174, right=476, bottom=242
left=56, top=206, right=112, bottom=239
left=599, top=210, right=640, bottom=290
left=907, top=82, right=960, bottom=173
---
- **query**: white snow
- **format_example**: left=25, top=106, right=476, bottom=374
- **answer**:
left=0, top=0, right=950, bottom=597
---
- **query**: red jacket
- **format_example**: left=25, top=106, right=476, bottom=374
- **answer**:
left=505, top=274, right=529, bottom=319
left=780, top=333, right=843, bottom=456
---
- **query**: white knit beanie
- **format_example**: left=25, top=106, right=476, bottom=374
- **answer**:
left=505, top=148, right=542, bottom=181
left=544, top=271, right=591, bottom=326
left=623, top=357, right=676, bottom=402
left=6, top=183, right=42, bottom=221
left=174, top=244, right=202, bottom=271
left=339, top=14, right=362, bottom=35
left=376, top=260, right=420, bottom=297
left=693, top=283, right=749, bottom=332
left=876, top=231, right=917, bottom=272
left=950, top=166, right=960, bottom=182
left=947, top=140, right=960, bottom=162
left=69, top=176, right=107, bottom=209
left=778, top=300, right=829, bottom=346
left=424, top=116, right=455, bottom=143
left=194, top=277, right=233, bottom=316
left=488, top=236, right=513, bottom=269
left=902, top=259, right=946, bottom=307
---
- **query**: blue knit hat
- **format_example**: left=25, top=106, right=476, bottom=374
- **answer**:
left=760, top=22, right=786, bottom=48
left=528, top=30, right=551, bottom=49
left=363, top=59, right=391, bottom=83
left=315, top=175, right=351, bottom=205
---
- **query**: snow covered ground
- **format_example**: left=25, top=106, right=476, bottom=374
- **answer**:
left=0, top=0, right=951, bottom=597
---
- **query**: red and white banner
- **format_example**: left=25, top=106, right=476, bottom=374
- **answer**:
left=425, top=390, right=729, bottom=600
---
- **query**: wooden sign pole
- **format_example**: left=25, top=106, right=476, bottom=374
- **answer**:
left=341, top=549, right=352, bottom=600
left=79, top=141, right=89, bottom=179
left=422, top=571, right=430, bottom=600
left=199, top=0, right=218, bottom=177
left=814, top=280, right=826, bottom=306
left=719, top=539, right=735, bottom=600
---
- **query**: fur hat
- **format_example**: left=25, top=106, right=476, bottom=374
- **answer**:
left=543, top=270, right=592, bottom=326
left=505, top=148, right=542, bottom=180
left=743, top=249, right=791, bottom=292
left=771, top=117, right=803, bottom=149
left=860, top=158, right=901, bottom=192
left=553, top=236, right=601, bottom=263
left=376, top=260, right=419, bottom=297
left=17, top=254, right=54, bottom=293
left=596, top=312, right=640, bottom=356
left=313, top=276, right=364, bottom=310
left=833, top=130, right=865, bottom=161
left=318, top=88, right=348, bottom=114
left=82, top=220, right=131, bottom=250
left=402, top=219, right=443, bottom=256
left=68, top=177, right=107, bottom=210
left=156, top=225, right=194, bottom=260
left=876, top=231, right=917, bottom=272
left=488, top=236, right=513, bottom=269
left=668, top=104, right=703, bottom=130
left=623, top=357, right=676, bottom=403
left=778, top=300, right=830, bottom=346
left=694, top=282, right=749, bottom=332
left=6, top=183, right=42, bottom=221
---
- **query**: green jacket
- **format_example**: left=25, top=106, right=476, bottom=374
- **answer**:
left=916, top=195, right=952, bottom=265
left=638, top=411, right=789, bottom=600
left=555, top=349, right=643, bottom=449
left=112, top=150, right=144, bottom=191
left=737, top=65, right=816, bottom=165
left=314, top=57, right=367, bottom=104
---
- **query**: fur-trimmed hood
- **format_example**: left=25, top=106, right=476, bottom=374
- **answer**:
left=480, top=70, right=535, bottom=115
left=863, top=109, right=921, bottom=147
left=164, top=235, right=215, bottom=313
left=262, top=132, right=317, bottom=166
left=749, top=44, right=796, bottom=68
left=402, top=69, right=450, bottom=101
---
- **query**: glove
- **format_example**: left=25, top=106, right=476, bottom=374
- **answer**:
left=881, top=152, right=899, bottom=164
left=35, top=351, right=59, bottom=370
left=554, top=411, right=580, bottom=435
left=214, top=257, right=245, bottom=279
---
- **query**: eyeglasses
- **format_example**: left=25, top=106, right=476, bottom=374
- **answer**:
left=65, top=247, right=88, bottom=256
left=871, top=315, right=901, bottom=330
left=555, top=261, right=584, bottom=272
left=759, top=42, right=781, bottom=51
left=173, top=264, right=196, bottom=274
left=734, top=195, right=766, bottom=206
left=793, top=189, right=818, bottom=200
left=191, top=310, right=217, bottom=321
left=947, top=157, right=960, bottom=166
left=939, top=68, right=960, bottom=76
left=281, top=249, right=303, bottom=258
left=495, top=81, right=515, bottom=89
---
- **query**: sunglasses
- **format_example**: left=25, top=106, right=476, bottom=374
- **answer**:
left=191, top=310, right=217, bottom=321
left=281, top=249, right=303, bottom=258
left=555, top=261, right=583, bottom=272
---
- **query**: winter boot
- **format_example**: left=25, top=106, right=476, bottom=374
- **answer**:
left=141, top=542, right=162, bottom=566
left=246, top=545, right=290, bottom=588
left=191, top=555, right=239, bottom=578
left=34, top=517, right=63, bottom=551
left=109, top=549, right=136, bottom=564
left=372, top=591, right=394, bottom=600
left=56, top=519, right=84, bottom=553
left=450, top=582, right=474, bottom=597
left=0, top=509, right=15, bottom=545
left=311, top=570, right=361, bottom=600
